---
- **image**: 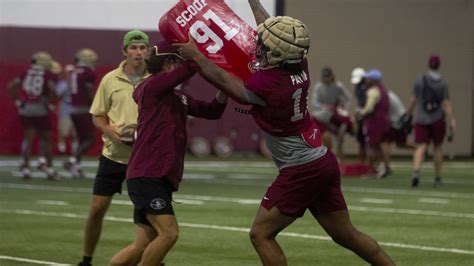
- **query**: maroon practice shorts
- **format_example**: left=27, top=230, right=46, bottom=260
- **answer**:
left=364, top=123, right=389, bottom=147
left=71, top=113, right=94, bottom=141
left=414, top=118, right=446, bottom=145
left=261, top=150, right=347, bottom=217
left=330, top=112, right=354, bottom=134
left=387, top=127, right=407, bottom=145
left=313, top=114, right=353, bottom=135
left=19, top=115, right=51, bottom=131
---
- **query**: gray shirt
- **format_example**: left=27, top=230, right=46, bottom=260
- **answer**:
left=413, top=71, right=449, bottom=125
left=388, top=91, right=406, bottom=129
left=310, top=81, right=351, bottom=123
left=263, top=132, right=327, bottom=170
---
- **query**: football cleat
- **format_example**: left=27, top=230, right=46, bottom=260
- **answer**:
left=433, top=177, right=444, bottom=187
left=20, top=166, right=31, bottom=180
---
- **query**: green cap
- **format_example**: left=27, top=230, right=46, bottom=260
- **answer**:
left=123, top=30, right=149, bottom=48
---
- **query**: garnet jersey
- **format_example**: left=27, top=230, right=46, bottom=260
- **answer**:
left=159, top=0, right=256, bottom=79
left=18, top=65, right=56, bottom=103
left=126, top=63, right=227, bottom=190
left=244, top=60, right=327, bottom=169
left=68, top=66, right=96, bottom=109
left=245, top=60, right=312, bottom=137
left=17, top=65, right=57, bottom=116
left=364, top=84, right=390, bottom=135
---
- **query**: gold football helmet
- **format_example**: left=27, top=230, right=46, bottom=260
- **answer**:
left=256, top=16, right=310, bottom=66
left=75, top=48, right=98, bottom=69
left=32, top=51, right=53, bottom=70
left=50, top=60, right=62, bottom=75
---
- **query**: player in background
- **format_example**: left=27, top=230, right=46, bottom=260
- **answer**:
left=406, top=55, right=455, bottom=187
left=78, top=30, right=149, bottom=266
left=174, top=1, right=394, bottom=265
left=56, top=64, right=78, bottom=156
left=64, top=48, right=98, bottom=178
left=310, top=67, right=353, bottom=161
left=380, top=90, right=415, bottom=177
left=350, top=67, right=368, bottom=163
left=7, top=52, right=59, bottom=180
left=109, top=41, right=227, bottom=266
left=355, top=70, right=390, bottom=178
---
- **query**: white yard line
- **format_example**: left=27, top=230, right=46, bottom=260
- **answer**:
left=418, top=198, right=450, bottom=204
left=359, top=198, right=394, bottom=204
left=2, top=183, right=474, bottom=219
left=349, top=206, right=474, bottom=219
left=1, top=159, right=472, bottom=169
left=0, top=255, right=70, bottom=265
left=1, top=209, right=473, bottom=256
left=3, top=182, right=473, bottom=200
left=37, top=200, right=69, bottom=206
left=343, top=186, right=474, bottom=199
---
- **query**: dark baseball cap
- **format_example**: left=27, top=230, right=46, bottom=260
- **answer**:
left=428, top=54, right=441, bottom=69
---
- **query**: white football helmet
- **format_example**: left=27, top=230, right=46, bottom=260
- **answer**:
left=75, top=48, right=98, bottom=69
left=254, top=16, right=310, bottom=67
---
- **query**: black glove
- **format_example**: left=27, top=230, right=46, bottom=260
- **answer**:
left=399, top=114, right=413, bottom=135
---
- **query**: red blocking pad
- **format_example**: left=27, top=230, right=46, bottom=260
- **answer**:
left=340, top=163, right=372, bottom=177
left=159, top=0, right=256, bottom=79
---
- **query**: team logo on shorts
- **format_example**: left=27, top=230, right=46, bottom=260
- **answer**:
left=150, top=198, right=166, bottom=210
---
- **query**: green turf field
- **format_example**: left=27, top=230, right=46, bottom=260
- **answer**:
left=0, top=157, right=473, bottom=265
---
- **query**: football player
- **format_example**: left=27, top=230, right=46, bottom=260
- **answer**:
left=7, top=52, right=58, bottom=180
left=174, top=0, right=394, bottom=265
left=355, top=70, right=391, bottom=178
left=109, top=41, right=227, bottom=265
left=381, top=90, right=415, bottom=177
left=64, top=48, right=98, bottom=178
left=310, top=67, right=354, bottom=161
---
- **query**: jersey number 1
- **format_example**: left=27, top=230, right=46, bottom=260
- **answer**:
left=291, top=88, right=304, bottom=122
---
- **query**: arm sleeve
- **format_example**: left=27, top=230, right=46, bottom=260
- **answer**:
left=243, top=74, right=268, bottom=106
left=187, top=96, right=227, bottom=120
left=360, top=87, right=381, bottom=116
left=147, top=63, right=195, bottom=97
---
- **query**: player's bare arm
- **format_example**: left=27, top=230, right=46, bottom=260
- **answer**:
left=7, top=78, right=20, bottom=100
left=442, top=99, right=456, bottom=131
left=405, top=95, right=417, bottom=116
left=85, top=82, right=95, bottom=105
left=47, top=80, right=57, bottom=102
left=7, top=78, right=23, bottom=108
left=92, top=115, right=122, bottom=142
left=174, top=39, right=250, bottom=105
left=248, top=0, right=270, bottom=25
